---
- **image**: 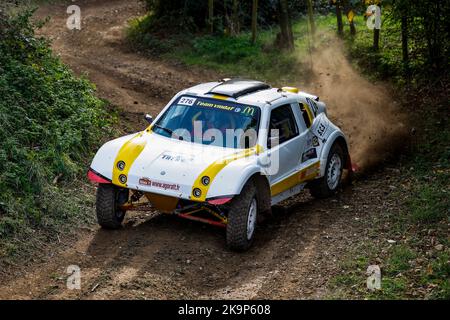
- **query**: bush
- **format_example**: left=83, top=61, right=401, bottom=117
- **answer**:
left=0, top=11, right=112, bottom=257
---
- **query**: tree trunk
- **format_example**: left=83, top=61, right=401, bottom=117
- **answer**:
left=373, top=29, right=380, bottom=50
left=401, top=14, right=409, bottom=76
left=208, top=0, right=214, bottom=34
left=349, top=20, right=356, bottom=36
left=335, top=1, right=343, bottom=37
left=373, top=2, right=380, bottom=50
left=251, top=0, right=258, bottom=44
left=231, top=0, right=239, bottom=35
left=277, top=0, right=294, bottom=51
left=307, top=0, right=316, bottom=36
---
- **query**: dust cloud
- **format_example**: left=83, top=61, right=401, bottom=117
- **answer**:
left=301, top=41, right=409, bottom=171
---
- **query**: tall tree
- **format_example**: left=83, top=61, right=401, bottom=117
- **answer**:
left=208, top=0, right=214, bottom=34
left=307, top=0, right=316, bottom=35
left=231, top=0, right=240, bottom=35
left=390, top=0, right=410, bottom=75
left=251, top=0, right=258, bottom=44
left=331, top=0, right=344, bottom=37
left=372, top=3, right=380, bottom=50
left=400, top=13, right=409, bottom=74
left=277, top=0, right=294, bottom=50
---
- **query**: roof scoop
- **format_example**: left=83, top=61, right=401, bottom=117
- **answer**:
left=208, top=79, right=271, bottom=99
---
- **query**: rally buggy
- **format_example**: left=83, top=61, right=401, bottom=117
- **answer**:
left=88, top=79, right=353, bottom=251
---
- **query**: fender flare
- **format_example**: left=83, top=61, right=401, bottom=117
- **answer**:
left=234, top=167, right=272, bottom=214
left=232, top=166, right=267, bottom=194
left=319, top=131, right=350, bottom=176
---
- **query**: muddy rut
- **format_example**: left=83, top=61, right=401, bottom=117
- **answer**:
left=0, top=0, right=407, bottom=299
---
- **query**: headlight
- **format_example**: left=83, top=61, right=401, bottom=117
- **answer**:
left=119, top=174, right=127, bottom=184
left=201, top=176, right=210, bottom=186
left=193, top=188, right=202, bottom=198
left=117, top=161, right=126, bottom=171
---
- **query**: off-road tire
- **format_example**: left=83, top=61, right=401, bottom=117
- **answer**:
left=309, top=143, right=345, bottom=199
left=226, top=181, right=258, bottom=251
left=96, top=184, right=129, bottom=229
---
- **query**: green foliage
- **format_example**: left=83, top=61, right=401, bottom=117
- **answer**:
left=164, top=15, right=337, bottom=83
left=387, top=246, right=416, bottom=273
left=343, top=4, right=449, bottom=83
left=408, top=184, right=449, bottom=223
left=140, top=0, right=290, bottom=32
left=388, top=0, right=449, bottom=70
left=127, top=13, right=187, bottom=55
left=426, top=252, right=450, bottom=300
left=177, top=32, right=303, bottom=83
left=191, top=35, right=260, bottom=64
left=0, top=11, right=112, bottom=258
left=406, top=113, right=449, bottom=224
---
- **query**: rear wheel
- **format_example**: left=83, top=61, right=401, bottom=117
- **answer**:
left=309, top=144, right=345, bottom=199
left=96, top=184, right=129, bottom=229
left=226, top=181, right=258, bottom=251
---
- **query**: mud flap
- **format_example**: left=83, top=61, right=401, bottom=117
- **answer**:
left=344, top=154, right=358, bottom=185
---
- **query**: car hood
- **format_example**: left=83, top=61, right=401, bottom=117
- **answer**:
left=90, top=130, right=260, bottom=201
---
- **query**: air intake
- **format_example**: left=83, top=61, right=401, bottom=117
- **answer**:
left=208, top=79, right=271, bottom=99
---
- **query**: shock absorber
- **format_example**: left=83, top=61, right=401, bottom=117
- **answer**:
left=130, top=190, right=144, bottom=203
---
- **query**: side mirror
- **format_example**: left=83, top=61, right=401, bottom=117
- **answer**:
left=144, top=114, right=153, bottom=124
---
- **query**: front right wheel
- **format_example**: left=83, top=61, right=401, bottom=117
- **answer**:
left=309, top=143, right=345, bottom=199
left=96, top=184, right=129, bottom=229
left=226, top=181, right=258, bottom=251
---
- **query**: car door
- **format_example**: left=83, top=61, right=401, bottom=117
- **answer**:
left=295, top=101, right=323, bottom=167
left=266, top=103, right=306, bottom=185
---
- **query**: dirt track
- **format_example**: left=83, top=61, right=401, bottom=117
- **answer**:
left=0, top=0, right=407, bottom=299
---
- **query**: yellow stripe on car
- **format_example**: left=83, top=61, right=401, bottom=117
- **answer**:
left=304, top=104, right=314, bottom=126
left=191, top=144, right=263, bottom=202
left=212, top=94, right=229, bottom=100
left=112, top=131, right=148, bottom=187
left=270, top=161, right=320, bottom=196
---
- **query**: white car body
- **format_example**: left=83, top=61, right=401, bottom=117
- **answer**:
left=89, top=79, right=351, bottom=211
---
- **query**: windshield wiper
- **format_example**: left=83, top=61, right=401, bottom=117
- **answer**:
left=153, top=124, right=174, bottom=136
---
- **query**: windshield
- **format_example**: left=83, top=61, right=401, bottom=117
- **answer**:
left=152, top=96, right=261, bottom=149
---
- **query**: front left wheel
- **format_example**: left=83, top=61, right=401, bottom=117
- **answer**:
left=96, top=184, right=129, bottom=229
left=226, top=181, right=258, bottom=251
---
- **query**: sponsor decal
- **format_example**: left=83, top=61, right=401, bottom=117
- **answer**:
left=242, top=106, right=256, bottom=116
left=161, top=153, right=190, bottom=163
left=178, top=96, right=258, bottom=118
left=306, top=135, right=320, bottom=148
left=302, top=148, right=318, bottom=162
left=196, top=100, right=235, bottom=111
left=178, top=97, right=197, bottom=106
left=139, top=178, right=180, bottom=191
left=299, top=162, right=320, bottom=179
left=139, top=178, right=152, bottom=186
left=312, top=135, right=320, bottom=147
left=316, top=121, right=329, bottom=138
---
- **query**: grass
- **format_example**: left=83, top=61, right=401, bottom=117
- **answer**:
left=0, top=10, right=115, bottom=267
left=328, top=131, right=449, bottom=300
left=328, top=126, right=448, bottom=300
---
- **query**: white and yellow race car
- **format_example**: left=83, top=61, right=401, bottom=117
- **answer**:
left=88, top=79, right=353, bottom=250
